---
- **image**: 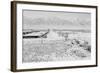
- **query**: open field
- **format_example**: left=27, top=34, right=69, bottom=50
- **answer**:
left=22, top=31, right=91, bottom=63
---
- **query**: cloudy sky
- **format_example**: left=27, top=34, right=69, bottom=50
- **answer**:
left=23, top=10, right=91, bottom=30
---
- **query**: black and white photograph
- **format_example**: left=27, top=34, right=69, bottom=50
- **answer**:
left=11, top=1, right=97, bottom=72
left=22, top=10, right=91, bottom=63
